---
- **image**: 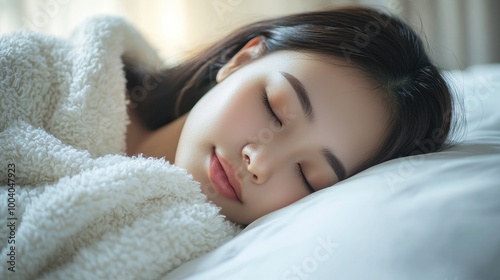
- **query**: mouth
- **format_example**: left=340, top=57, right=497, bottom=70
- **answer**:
left=208, top=149, right=243, bottom=203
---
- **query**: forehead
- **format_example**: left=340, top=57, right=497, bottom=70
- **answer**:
left=260, top=51, right=389, bottom=171
left=259, top=50, right=373, bottom=88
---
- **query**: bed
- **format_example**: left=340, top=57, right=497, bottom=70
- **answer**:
left=1, top=15, right=499, bottom=279
left=166, top=64, right=500, bottom=279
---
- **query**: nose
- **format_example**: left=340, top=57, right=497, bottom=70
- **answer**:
left=242, top=143, right=277, bottom=184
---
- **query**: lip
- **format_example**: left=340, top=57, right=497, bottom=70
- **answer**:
left=208, top=149, right=243, bottom=202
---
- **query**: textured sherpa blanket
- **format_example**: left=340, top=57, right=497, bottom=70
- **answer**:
left=0, top=16, right=240, bottom=280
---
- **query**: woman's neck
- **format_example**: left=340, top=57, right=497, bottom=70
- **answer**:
left=126, top=106, right=188, bottom=163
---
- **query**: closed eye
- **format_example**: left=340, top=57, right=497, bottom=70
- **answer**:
left=261, top=91, right=282, bottom=126
left=297, top=163, right=315, bottom=193
left=261, top=92, right=313, bottom=193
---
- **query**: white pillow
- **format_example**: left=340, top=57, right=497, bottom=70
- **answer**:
left=167, top=64, right=500, bottom=280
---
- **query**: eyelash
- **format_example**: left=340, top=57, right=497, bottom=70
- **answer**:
left=297, top=164, right=315, bottom=194
left=260, top=92, right=314, bottom=194
left=260, top=92, right=282, bottom=126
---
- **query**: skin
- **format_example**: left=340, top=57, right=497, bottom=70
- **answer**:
left=126, top=36, right=389, bottom=225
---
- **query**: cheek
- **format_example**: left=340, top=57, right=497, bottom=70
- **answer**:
left=210, top=90, right=268, bottom=145
left=175, top=84, right=264, bottom=166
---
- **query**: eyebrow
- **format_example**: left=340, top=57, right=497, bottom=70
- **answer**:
left=280, top=71, right=314, bottom=122
left=280, top=71, right=347, bottom=182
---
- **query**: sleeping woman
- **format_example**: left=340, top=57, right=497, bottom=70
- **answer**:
left=124, top=6, right=453, bottom=225
left=0, top=5, right=454, bottom=279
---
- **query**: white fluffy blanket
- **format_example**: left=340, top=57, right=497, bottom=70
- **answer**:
left=0, top=16, right=240, bottom=279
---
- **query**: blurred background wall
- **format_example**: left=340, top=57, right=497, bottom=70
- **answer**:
left=1, top=0, right=499, bottom=69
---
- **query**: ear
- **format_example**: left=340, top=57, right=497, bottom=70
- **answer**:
left=216, top=36, right=267, bottom=83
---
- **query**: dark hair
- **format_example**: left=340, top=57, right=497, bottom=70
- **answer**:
left=124, top=6, right=454, bottom=178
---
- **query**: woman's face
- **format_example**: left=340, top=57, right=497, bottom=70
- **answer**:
left=175, top=38, right=389, bottom=225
